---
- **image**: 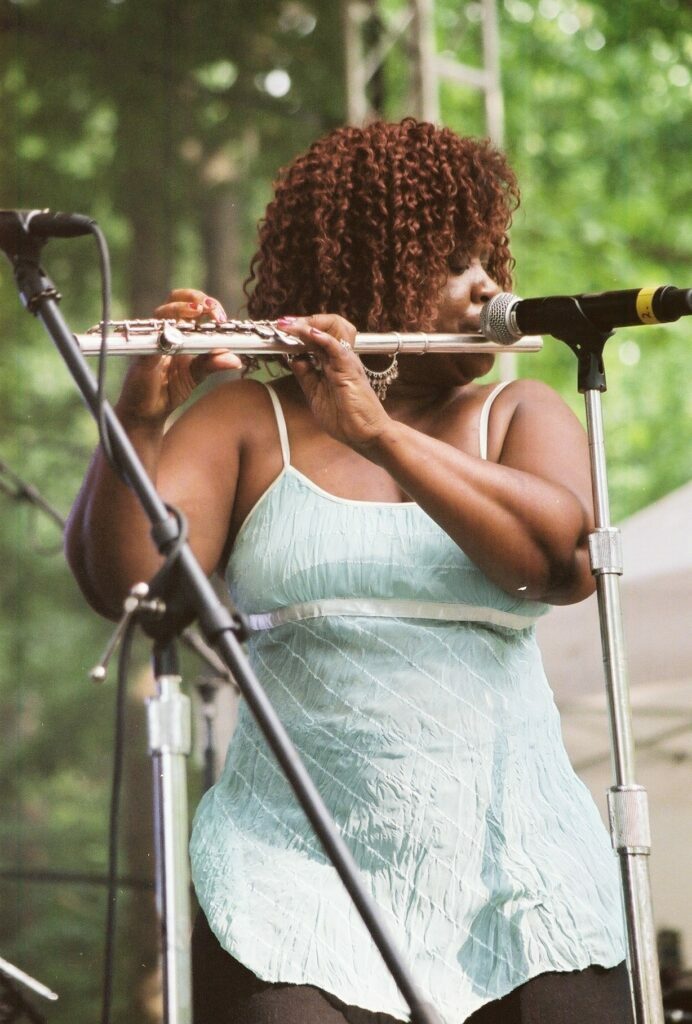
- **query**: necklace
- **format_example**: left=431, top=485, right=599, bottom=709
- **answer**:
left=362, top=354, right=399, bottom=401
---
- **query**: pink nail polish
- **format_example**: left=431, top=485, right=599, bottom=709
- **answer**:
left=277, top=316, right=297, bottom=325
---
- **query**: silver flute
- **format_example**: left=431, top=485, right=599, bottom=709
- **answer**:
left=75, top=318, right=542, bottom=356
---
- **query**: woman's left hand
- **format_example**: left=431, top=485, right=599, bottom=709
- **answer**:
left=278, top=314, right=390, bottom=451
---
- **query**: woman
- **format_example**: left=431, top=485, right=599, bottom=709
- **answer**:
left=65, top=119, right=630, bottom=1023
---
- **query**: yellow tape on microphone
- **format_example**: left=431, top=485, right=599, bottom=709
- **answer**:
left=635, top=287, right=661, bottom=325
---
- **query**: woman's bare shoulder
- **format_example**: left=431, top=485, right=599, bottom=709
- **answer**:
left=476, top=376, right=575, bottom=419
left=472, top=377, right=582, bottom=464
left=162, top=376, right=280, bottom=461
left=176, top=374, right=274, bottom=422
left=495, top=377, right=581, bottom=426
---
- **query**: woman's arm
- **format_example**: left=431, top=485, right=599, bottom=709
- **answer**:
left=283, top=315, right=595, bottom=606
left=367, top=380, right=595, bottom=604
left=65, top=291, right=243, bottom=618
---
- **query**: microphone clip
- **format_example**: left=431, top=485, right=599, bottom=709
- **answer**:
left=549, top=299, right=613, bottom=393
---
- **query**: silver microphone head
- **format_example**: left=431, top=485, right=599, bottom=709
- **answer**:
left=479, top=292, right=523, bottom=344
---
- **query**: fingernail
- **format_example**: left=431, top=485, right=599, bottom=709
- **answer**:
left=215, top=306, right=227, bottom=321
left=277, top=316, right=297, bottom=325
left=204, top=298, right=215, bottom=308
left=309, top=327, right=330, bottom=338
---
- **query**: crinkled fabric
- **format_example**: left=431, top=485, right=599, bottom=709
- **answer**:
left=190, top=467, right=626, bottom=1024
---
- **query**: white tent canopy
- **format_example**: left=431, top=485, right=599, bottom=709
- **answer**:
left=539, top=481, right=692, bottom=706
left=537, top=482, right=692, bottom=965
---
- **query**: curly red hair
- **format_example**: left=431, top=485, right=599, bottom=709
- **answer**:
left=244, top=118, right=519, bottom=331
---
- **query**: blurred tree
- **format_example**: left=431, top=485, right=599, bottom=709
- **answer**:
left=425, top=0, right=691, bottom=517
left=0, top=3, right=345, bottom=1020
left=501, top=0, right=691, bottom=517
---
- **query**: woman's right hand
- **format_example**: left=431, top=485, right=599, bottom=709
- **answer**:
left=115, top=288, right=244, bottom=428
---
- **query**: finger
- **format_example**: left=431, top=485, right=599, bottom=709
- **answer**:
left=277, top=315, right=356, bottom=345
left=155, top=288, right=207, bottom=318
left=290, top=354, right=322, bottom=400
left=277, top=319, right=354, bottom=365
left=305, top=313, right=357, bottom=345
left=154, top=292, right=227, bottom=323
left=189, top=351, right=243, bottom=384
left=206, top=350, right=243, bottom=371
left=167, top=288, right=208, bottom=304
left=201, top=296, right=228, bottom=322
left=154, top=299, right=206, bottom=320
left=306, top=327, right=362, bottom=372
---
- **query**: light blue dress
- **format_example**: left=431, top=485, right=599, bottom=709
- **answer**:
left=189, top=381, right=626, bottom=1023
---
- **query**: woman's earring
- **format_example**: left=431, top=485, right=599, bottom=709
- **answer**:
left=362, top=355, right=399, bottom=401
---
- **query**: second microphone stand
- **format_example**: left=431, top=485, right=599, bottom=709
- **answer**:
left=552, top=304, right=664, bottom=1024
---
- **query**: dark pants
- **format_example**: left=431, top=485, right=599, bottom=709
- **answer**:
left=192, top=912, right=634, bottom=1024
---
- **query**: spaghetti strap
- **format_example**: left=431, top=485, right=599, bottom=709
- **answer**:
left=478, top=379, right=513, bottom=461
left=263, top=378, right=507, bottom=465
left=261, top=383, right=291, bottom=468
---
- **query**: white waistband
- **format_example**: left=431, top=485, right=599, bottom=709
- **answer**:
left=244, top=597, right=540, bottom=632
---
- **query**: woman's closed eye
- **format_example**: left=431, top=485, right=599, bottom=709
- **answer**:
left=447, top=254, right=469, bottom=275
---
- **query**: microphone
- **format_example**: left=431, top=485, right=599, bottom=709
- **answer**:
left=0, top=209, right=95, bottom=257
left=480, top=286, right=692, bottom=343
left=0, top=209, right=96, bottom=238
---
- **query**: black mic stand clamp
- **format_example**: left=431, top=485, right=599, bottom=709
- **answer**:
left=551, top=305, right=664, bottom=1024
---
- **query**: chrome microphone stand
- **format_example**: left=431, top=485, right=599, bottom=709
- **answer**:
left=148, top=640, right=193, bottom=1024
left=551, top=309, right=664, bottom=1024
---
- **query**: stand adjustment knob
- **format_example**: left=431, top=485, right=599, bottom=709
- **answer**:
left=89, top=581, right=165, bottom=683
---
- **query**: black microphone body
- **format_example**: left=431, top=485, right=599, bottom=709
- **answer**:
left=20, top=210, right=95, bottom=238
left=480, top=286, right=692, bottom=343
left=0, top=209, right=95, bottom=257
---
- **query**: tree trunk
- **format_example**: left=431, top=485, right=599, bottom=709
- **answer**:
left=200, top=187, right=243, bottom=317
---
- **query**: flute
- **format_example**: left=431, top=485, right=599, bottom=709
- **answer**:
left=75, top=318, right=543, bottom=356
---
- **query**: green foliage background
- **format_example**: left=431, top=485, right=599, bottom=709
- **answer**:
left=0, top=1, right=690, bottom=1020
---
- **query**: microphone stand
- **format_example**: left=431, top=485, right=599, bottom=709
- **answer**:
left=0, top=458, right=66, bottom=532
left=0, top=233, right=443, bottom=1024
left=0, top=955, right=58, bottom=1023
left=550, top=305, right=665, bottom=1024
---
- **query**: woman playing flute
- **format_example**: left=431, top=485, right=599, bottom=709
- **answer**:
left=65, top=118, right=629, bottom=1024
